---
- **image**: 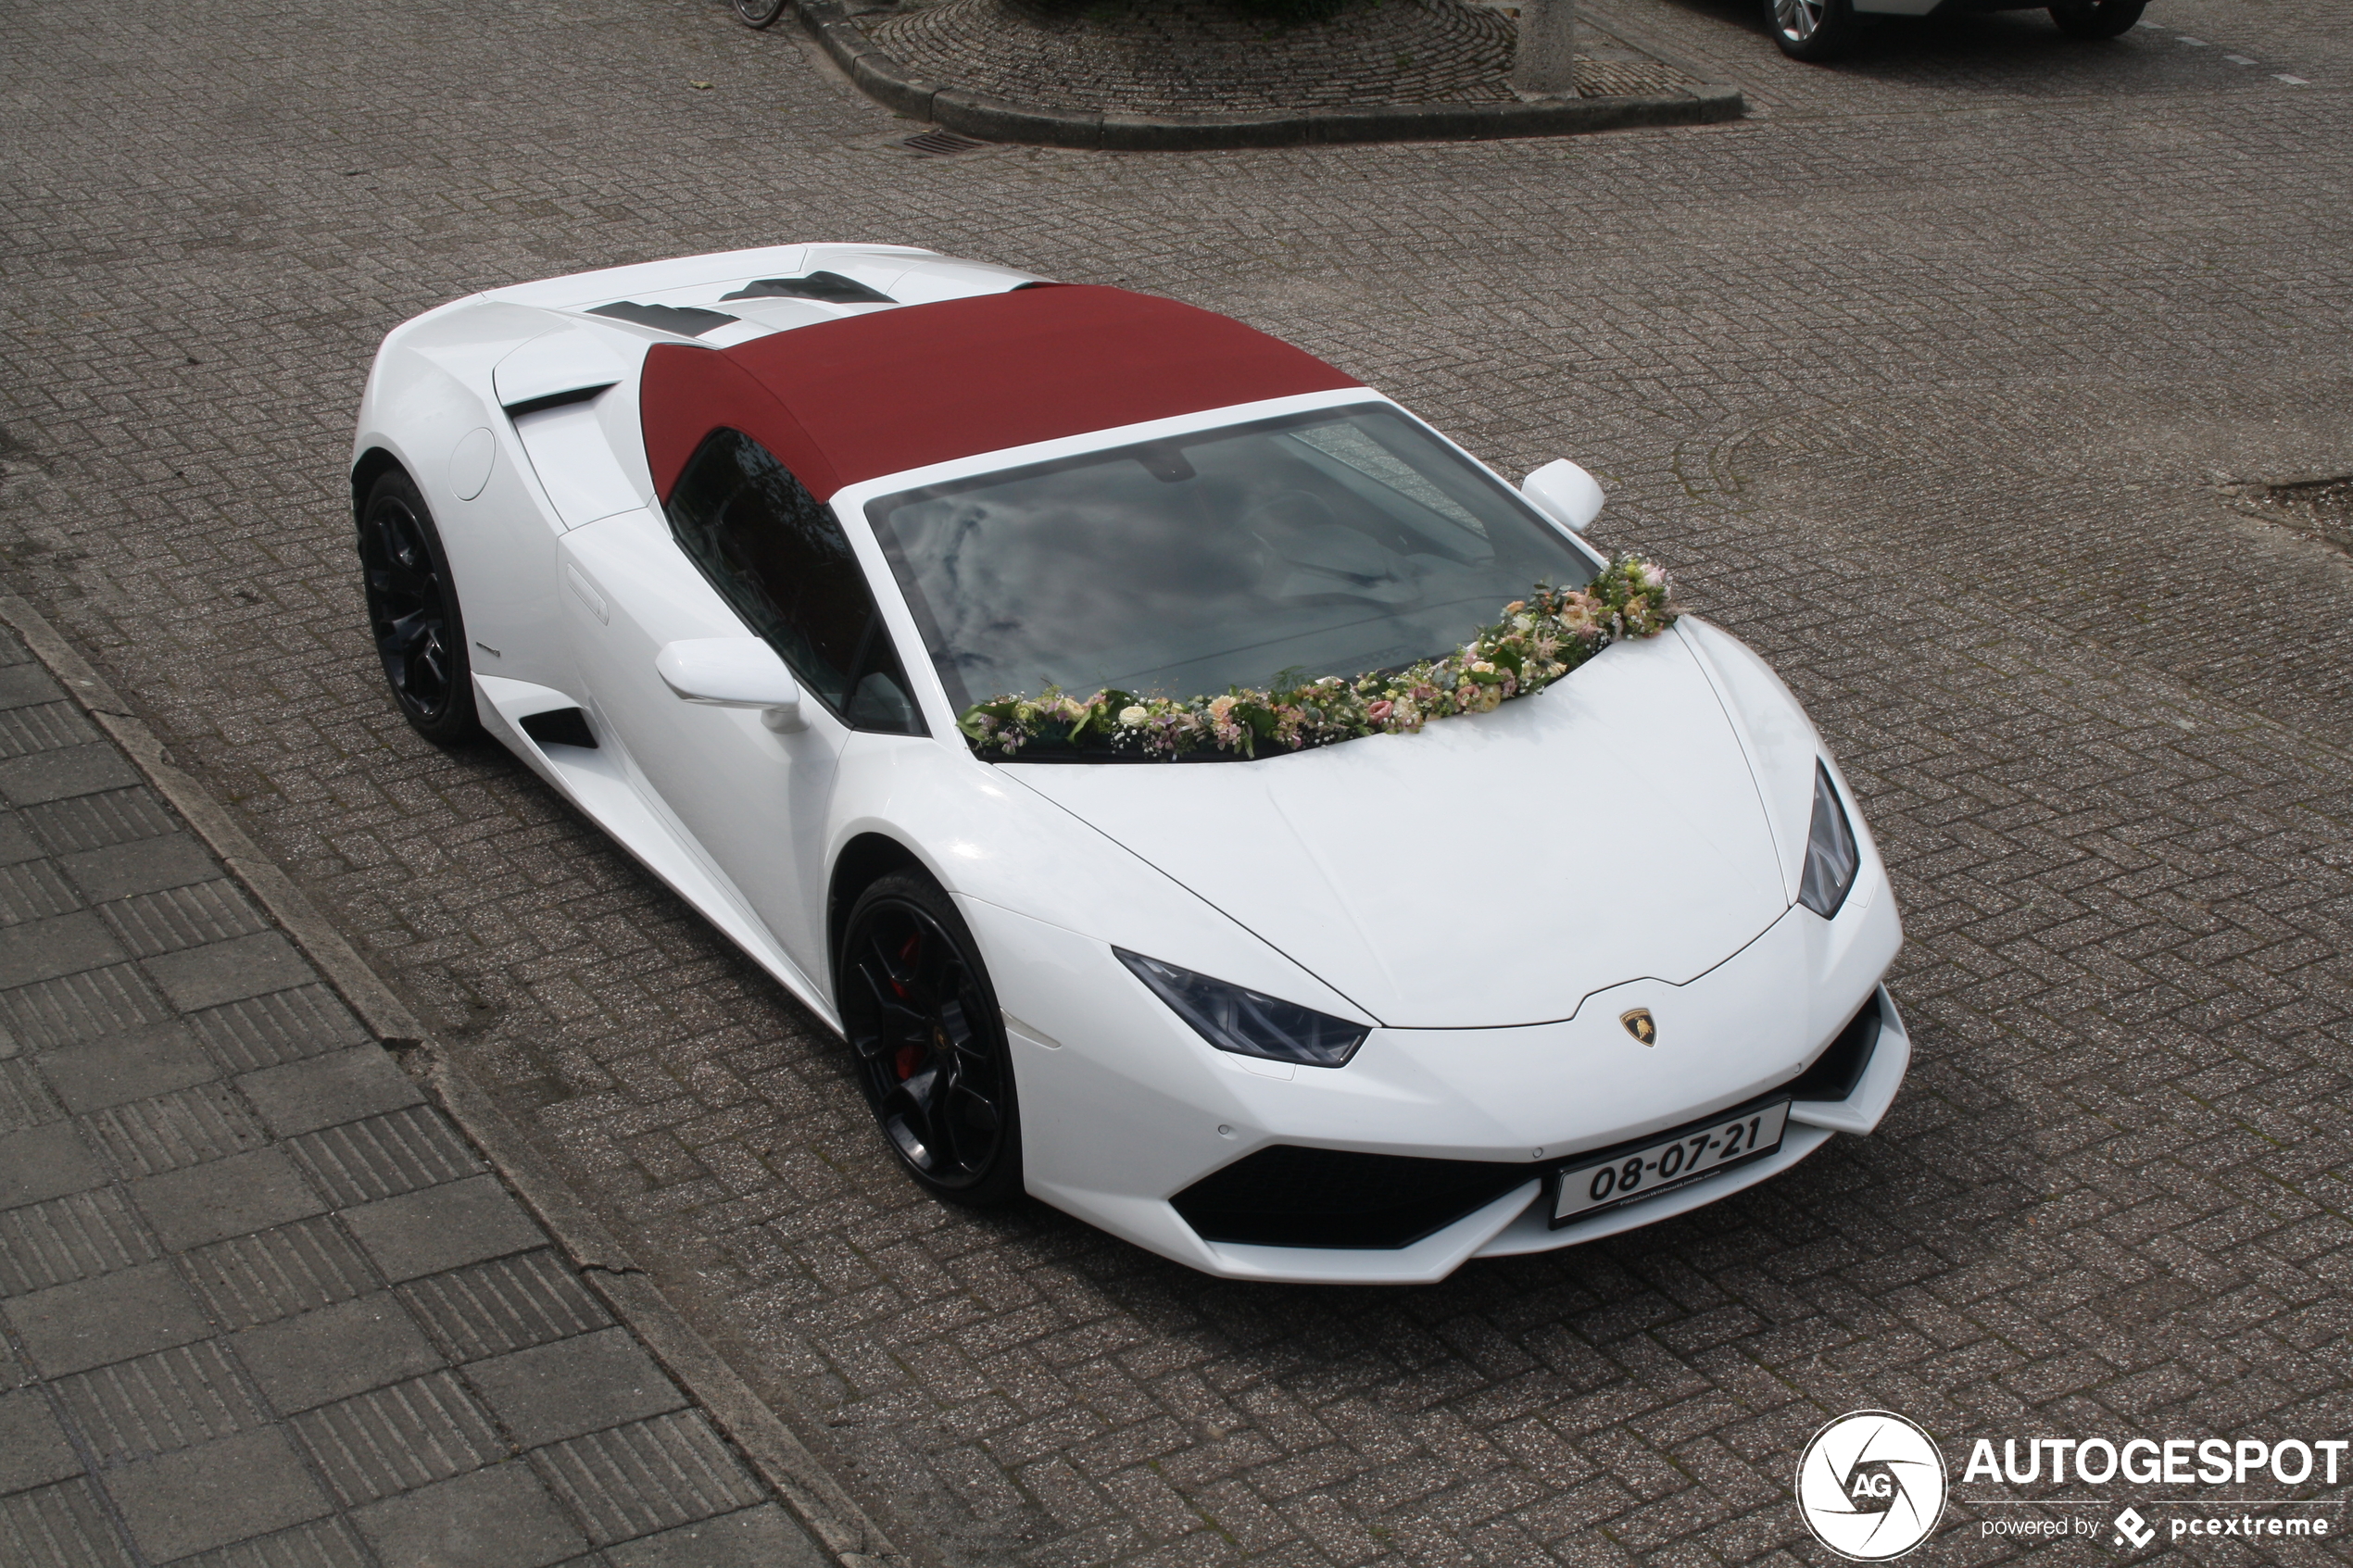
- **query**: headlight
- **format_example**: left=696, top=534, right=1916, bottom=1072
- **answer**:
left=1797, top=761, right=1859, bottom=919
left=1115, top=950, right=1370, bottom=1068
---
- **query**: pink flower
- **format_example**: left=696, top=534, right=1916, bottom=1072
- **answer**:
left=1366, top=700, right=1393, bottom=722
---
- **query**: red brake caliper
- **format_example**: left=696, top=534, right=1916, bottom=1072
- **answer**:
left=892, top=930, right=924, bottom=1081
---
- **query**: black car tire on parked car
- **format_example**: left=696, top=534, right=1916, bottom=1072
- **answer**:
left=2049, top=0, right=2146, bottom=39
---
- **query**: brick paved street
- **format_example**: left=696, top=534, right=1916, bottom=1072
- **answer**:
left=0, top=625, right=823, bottom=1563
left=3, top=0, right=2351, bottom=1562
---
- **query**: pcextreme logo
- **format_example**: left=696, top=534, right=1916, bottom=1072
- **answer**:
left=1795, top=1411, right=1949, bottom=1561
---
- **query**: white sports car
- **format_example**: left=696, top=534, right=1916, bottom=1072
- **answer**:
left=351, top=245, right=1906, bottom=1285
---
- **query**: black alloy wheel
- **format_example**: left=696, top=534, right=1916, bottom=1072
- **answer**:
left=1767, top=0, right=1857, bottom=60
left=2049, top=0, right=2145, bottom=39
left=838, top=872, right=1023, bottom=1206
left=733, top=0, right=788, bottom=26
left=359, top=468, right=481, bottom=745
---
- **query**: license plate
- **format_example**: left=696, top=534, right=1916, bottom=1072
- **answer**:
left=1552, top=1100, right=1790, bottom=1224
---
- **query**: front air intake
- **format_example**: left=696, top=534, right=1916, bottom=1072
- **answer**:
left=1172, top=1145, right=1530, bottom=1250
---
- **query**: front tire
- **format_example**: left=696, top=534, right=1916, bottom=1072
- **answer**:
left=358, top=468, right=481, bottom=746
left=1767, top=0, right=1857, bottom=60
left=2049, top=0, right=2145, bottom=39
left=733, top=0, right=788, bottom=27
left=838, top=872, right=1024, bottom=1207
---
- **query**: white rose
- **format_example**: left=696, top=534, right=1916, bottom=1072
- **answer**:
left=1118, top=705, right=1150, bottom=728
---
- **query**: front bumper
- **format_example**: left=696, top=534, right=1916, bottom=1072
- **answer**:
left=966, top=854, right=1904, bottom=1285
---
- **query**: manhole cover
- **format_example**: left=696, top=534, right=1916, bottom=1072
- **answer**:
left=900, top=129, right=988, bottom=155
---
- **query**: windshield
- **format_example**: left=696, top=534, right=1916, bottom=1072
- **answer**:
left=866, top=405, right=1596, bottom=712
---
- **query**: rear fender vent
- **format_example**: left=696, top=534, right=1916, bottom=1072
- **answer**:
left=502, top=383, right=612, bottom=420
left=520, top=707, right=598, bottom=749
left=1172, top=1145, right=1529, bottom=1250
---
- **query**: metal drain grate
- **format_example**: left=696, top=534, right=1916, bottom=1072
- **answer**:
left=900, top=129, right=988, bottom=156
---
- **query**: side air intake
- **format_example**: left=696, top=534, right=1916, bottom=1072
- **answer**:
left=520, top=708, right=597, bottom=749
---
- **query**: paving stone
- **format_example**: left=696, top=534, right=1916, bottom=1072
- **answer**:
left=54, top=1339, right=268, bottom=1462
left=0, top=811, right=39, bottom=868
left=0, top=1386, right=83, bottom=1493
left=129, top=1148, right=326, bottom=1252
left=468, top=1327, right=686, bottom=1449
left=0, top=666, right=68, bottom=712
left=285, top=1106, right=483, bottom=1207
left=141, top=933, right=314, bottom=1014
left=182, top=1217, right=378, bottom=1329
left=339, top=1174, right=546, bottom=1284
left=532, top=1411, right=766, bottom=1546
left=232, top=1294, right=443, bottom=1413
left=0, top=747, right=139, bottom=810
left=0, top=705, right=93, bottom=760
left=0, top=1123, right=104, bottom=1211
left=350, top=1461, right=586, bottom=1568
left=603, top=1503, right=827, bottom=1568
left=0, top=966, right=173, bottom=1054
left=4, top=1261, right=210, bottom=1377
left=57, top=835, right=224, bottom=905
left=187, top=986, right=370, bottom=1073
left=0, top=1060, right=62, bottom=1135
left=398, top=1250, right=610, bottom=1362
left=238, top=1047, right=424, bottom=1140
left=81, top=1083, right=263, bottom=1178
left=171, top=1516, right=372, bottom=1568
left=292, top=1370, right=509, bottom=1507
left=0, top=1190, right=159, bottom=1298
left=0, top=1477, right=135, bottom=1567
left=0, top=912, right=126, bottom=993
left=16, top=793, right=174, bottom=858
left=0, top=859, right=80, bottom=926
left=97, top=881, right=268, bottom=959
left=107, top=1427, right=332, bottom=1563
left=39, top=1023, right=218, bottom=1115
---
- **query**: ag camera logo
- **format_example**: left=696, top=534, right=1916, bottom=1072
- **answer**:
left=1796, top=1411, right=1948, bottom=1561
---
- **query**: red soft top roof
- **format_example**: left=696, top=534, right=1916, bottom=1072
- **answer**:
left=639, top=284, right=1361, bottom=504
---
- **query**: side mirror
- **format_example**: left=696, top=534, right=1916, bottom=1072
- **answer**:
left=1521, top=459, right=1605, bottom=533
left=655, top=639, right=806, bottom=733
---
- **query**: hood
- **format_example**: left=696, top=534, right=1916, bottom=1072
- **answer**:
left=1005, top=627, right=1790, bottom=1029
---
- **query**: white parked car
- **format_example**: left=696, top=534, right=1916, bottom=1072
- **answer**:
left=1768, top=0, right=2145, bottom=60
left=351, top=245, right=1906, bottom=1285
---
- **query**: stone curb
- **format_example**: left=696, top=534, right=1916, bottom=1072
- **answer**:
left=798, top=0, right=1743, bottom=149
left=0, top=589, right=909, bottom=1568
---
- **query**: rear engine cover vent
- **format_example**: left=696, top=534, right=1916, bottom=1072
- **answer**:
left=1173, top=1144, right=1529, bottom=1250
left=721, top=271, right=895, bottom=305
left=587, top=301, right=738, bottom=337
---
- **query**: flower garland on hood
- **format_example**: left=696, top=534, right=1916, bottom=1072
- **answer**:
left=957, top=554, right=1677, bottom=761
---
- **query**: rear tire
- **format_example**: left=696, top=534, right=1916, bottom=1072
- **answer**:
left=733, top=0, right=788, bottom=27
left=358, top=468, right=482, bottom=746
left=1766, top=0, right=1858, bottom=61
left=837, top=872, right=1025, bottom=1208
left=2049, top=0, right=2145, bottom=39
